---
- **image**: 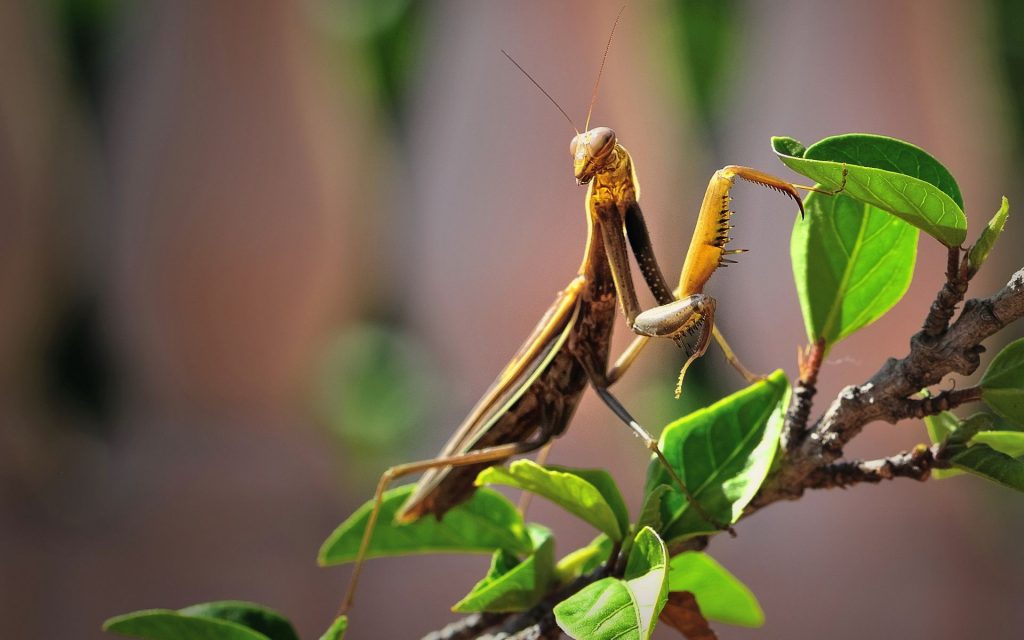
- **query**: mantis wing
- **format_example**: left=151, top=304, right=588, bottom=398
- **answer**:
left=397, top=279, right=584, bottom=519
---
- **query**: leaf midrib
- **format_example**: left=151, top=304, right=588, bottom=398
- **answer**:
left=819, top=200, right=869, bottom=342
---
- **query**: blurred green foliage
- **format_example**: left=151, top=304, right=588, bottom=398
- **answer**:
left=323, top=0, right=423, bottom=127
left=992, top=0, right=1024, bottom=147
left=316, top=323, right=439, bottom=476
left=49, top=0, right=122, bottom=109
left=666, top=0, right=742, bottom=138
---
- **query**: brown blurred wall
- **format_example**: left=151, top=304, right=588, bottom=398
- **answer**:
left=0, top=1, right=1022, bottom=639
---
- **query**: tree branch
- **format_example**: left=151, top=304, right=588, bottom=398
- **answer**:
left=753, top=266, right=1024, bottom=511
left=806, top=266, right=1024, bottom=462
left=423, top=266, right=1024, bottom=639
left=921, top=246, right=969, bottom=337
left=422, top=614, right=507, bottom=640
left=782, top=339, right=826, bottom=451
left=803, top=446, right=936, bottom=489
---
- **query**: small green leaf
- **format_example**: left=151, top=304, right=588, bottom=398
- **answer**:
left=104, top=611, right=270, bottom=640
left=555, top=534, right=613, bottom=584
left=554, top=528, right=669, bottom=640
left=477, top=460, right=626, bottom=541
left=924, top=411, right=959, bottom=444
left=949, top=444, right=1024, bottom=492
left=318, top=485, right=531, bottom=565
left=104, top=602, right=299, bottom=640
left=970, top=431, right=1024, bottom=458
left=550, top=465, right=631, bottom=539
left=924, top=411, right=964, bottom=479
left=646, top=371, right=789, bottom=543
left=772, top=134, right=966, bottom=246
left=319, top=616, right=347, bottom=640
left=623, top=528, right=670, bottom=636
left=980, top=338, right=1024, bottom=424
left=636, top=484, right=672, bottom=534
left=791, top=191, right=918, bottom=346
left=668, top=552, right=764, bottom=628
left=177, top=602, right=298, bottom=640
left=452, top=525, right=555, bottom=613
left=968, top=197, right=1010, bottom=277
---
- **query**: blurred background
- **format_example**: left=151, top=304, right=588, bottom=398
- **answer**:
left=1, top=0, right=1023, bottom=638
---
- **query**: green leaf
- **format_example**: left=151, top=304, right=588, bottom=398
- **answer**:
left=104, top=611, right=270, bottom=640
left=177, top=603, right=298, bottom=640
left=949, top=444, right=1024, bottom=492
left=452, top=525, right=555, bottom=613
left=550, top=465, right=631, bottom=539
left=668, top=552, right=764, bottom=628
left=623, top=528, right=670, bottom=636
left=924, top=410, right=959, bottom=444
left=646, top=371, right=789, bottom=543
left=104, top=602, right=299, bottom=640
left=318, top=485, right=531, bottom=565
left=791, top=191, right=918, bottom=346
left=970, top=431, right=1024, bottom=458
left=924, top=411, right=964, bottom=479
left=554, top=527, right=669, bottom=640
left=968, top=196, right=1010, bottom=277
left=980, top=338, right=1024, bottom=425
left=477, top=460, right=626, bottom=541
left=772, top=134, right=966, bottom=246
left=636, top=484, right=672, bottom=534
left=555, top=534, right=613, bottom=584
left=319, top=616, right=347, bottom=640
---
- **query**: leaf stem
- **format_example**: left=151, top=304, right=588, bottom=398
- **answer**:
left=783, top=339, right=826, bottom=451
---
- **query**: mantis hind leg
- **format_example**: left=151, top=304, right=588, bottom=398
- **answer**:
left=580, top=354, right=734, bottom=535
left=338, top=439, right=544, bottom=616
left=590, top=383, right=734, bottom=535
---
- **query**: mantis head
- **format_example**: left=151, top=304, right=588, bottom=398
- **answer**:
left=571, top=127, right=616, bottom=185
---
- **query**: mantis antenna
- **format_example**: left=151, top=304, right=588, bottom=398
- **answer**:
left=501, top=49, right=579, bottom=136
left=583, top=3, right=627, bottom=132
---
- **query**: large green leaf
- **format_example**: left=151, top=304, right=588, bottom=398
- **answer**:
left=318, top=485, right=531, bottom=565
left=646, top=371, right=789, bottom=543
left=980, top=338, right=1024, bottom=425
left=453, top=525, right=555, bottom=613
left=477, top=460, right=628, bottom=541
left=791, top=191, right=918, bottom=346
left=105, top=611, right=269, bottom=640
left=949, top=444, right=1024, bottom=492
left=667, top=552, right=763, bottom=628
left=772, top=134, right=966, bottom=246
left=968, top=196, right=1010, bottom=277
left=554, top=527, right=669, bottom=640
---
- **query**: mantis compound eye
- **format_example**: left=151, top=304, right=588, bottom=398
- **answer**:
left=588, top=127, right=616, bottom=158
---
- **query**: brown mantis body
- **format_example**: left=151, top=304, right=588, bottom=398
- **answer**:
left=336, top=15, right=811, bottom=616
left=338, top=126, right=805, bottom=612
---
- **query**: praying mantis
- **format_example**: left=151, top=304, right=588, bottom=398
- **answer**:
left=336, top=12, right=815, bottom=617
